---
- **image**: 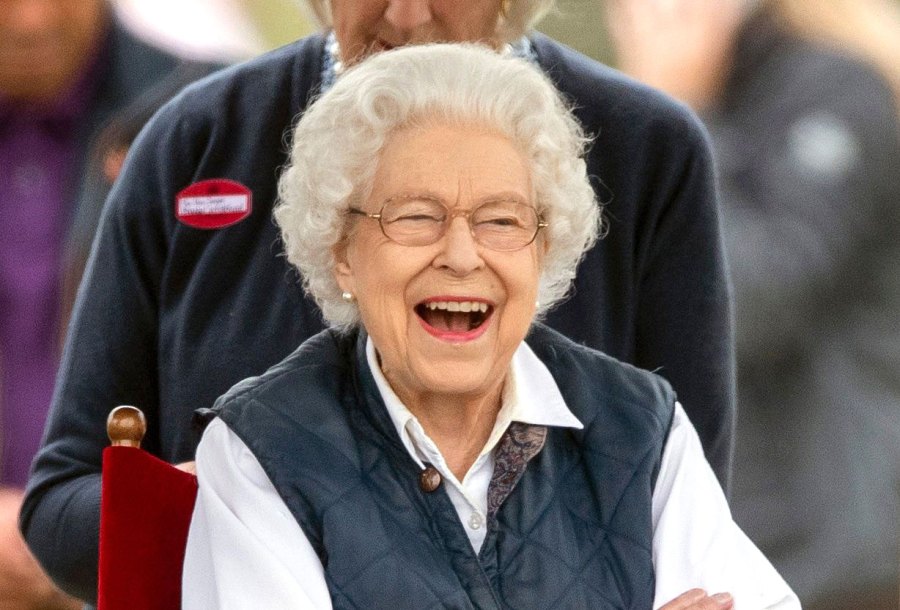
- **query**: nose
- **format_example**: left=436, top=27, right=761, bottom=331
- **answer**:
left=433, top=217, right=485, bottom=276
left=384, top=0, right=433, bottom=32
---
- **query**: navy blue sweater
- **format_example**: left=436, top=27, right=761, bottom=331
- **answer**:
left=22, top=33, right=733, bottom=603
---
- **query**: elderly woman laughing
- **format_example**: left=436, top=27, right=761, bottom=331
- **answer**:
left=182, top=44, right=798, bottom=610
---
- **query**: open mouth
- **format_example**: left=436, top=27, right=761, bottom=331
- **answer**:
left=415, top=300, right=493, bottom=335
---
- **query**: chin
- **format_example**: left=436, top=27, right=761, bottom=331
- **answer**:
left=412, top=356, right=500, bottom=398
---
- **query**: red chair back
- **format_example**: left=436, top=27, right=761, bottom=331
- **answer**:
left=97, top=407, right=198, bottom=610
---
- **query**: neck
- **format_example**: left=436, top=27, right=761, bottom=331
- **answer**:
left=399, top=383, right=505, bottom=481
left=328, top=34, right=512, bottom=77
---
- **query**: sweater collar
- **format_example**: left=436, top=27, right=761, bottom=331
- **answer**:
left=319, top=30, right=537, bottom=92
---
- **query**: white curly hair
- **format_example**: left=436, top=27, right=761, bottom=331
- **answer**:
left=303, top=0, right=557, bottom=44
left=275, top=43, right=601, bottom=329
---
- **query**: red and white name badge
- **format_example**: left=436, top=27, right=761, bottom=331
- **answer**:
left=175, top=179, right=252, bottom=229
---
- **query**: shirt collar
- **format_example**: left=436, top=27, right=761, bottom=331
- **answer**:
left=365, top=335, right=582, bottom=470
left=320, top=31, right=537, bottom=93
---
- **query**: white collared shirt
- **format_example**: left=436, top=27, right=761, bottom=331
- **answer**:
left=183, top=341, right=799, bottom=609
left=367, top=338, right=583, bottom=551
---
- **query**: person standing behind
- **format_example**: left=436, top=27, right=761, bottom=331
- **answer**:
left=183, top=42, right=796, bottom=609
left=605, top=0, right=900, bottom=607
left=0, top=0, right=213, bottom=607
left=22, top=1, right=735, bottom=605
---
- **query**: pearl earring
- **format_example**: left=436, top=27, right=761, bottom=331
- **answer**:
left=341, top=291, right=355, bottom=303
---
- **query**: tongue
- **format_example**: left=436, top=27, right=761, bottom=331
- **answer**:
left=424, top=310, right=472, bottom=332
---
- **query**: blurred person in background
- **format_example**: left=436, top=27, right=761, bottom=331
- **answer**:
left=21, top=0, right=736, bottom=605
left=0, top=0, right=218, bottom=607
left=605, top=0, right=900, bottom=607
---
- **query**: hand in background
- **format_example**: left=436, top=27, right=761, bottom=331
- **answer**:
left=0, top=487, right=82, bottom=610
left=175, top=461, right=197, bottom=475
left=660, top=588, right=734, bottom=609
left=604, top=0, right=745, bottom=110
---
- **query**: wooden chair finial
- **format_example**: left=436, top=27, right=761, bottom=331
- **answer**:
left=107, top=406, right=147, bottom=448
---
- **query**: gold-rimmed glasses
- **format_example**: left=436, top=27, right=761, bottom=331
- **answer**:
left=347, top=196, right=547, bottom=251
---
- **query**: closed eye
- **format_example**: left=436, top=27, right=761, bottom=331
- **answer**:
left=478, top=216, right=523, bottom=227
left=387, top=213, right=444, bottom=224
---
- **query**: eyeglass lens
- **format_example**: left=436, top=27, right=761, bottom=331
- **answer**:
left=379, top=197, right=541, bottom=251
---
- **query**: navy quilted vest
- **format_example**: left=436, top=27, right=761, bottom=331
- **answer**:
left=214, top=324, right=675, bottom=609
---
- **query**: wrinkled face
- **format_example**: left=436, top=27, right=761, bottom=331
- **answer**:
left=330, top=0, right=505, bottom=66
left=0, top=0, right=107, bottom=101
left=334, top=124, right=542, bottom=408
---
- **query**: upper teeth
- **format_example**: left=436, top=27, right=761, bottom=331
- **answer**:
left=425, top=301, right=488, bottom=313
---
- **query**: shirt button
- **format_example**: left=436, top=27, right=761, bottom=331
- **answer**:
left=419, top=466, right=442, bottom=493
left=468, top=512, right=484, bottom=530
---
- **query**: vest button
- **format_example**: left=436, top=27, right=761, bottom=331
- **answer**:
left=419, top=466, right=442, bottom=492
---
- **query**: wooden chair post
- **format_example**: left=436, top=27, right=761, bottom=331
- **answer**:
left=99, top=405, right=197, bottom=610
left=106, top=405, right=146, bottom=448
